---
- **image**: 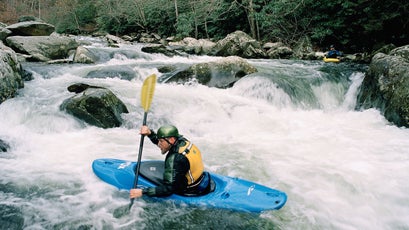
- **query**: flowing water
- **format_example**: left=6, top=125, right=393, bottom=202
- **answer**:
left=1, top=38, right=409, bottom=230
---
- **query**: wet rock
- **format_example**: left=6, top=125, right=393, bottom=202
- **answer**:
left=0, top=42, right=24, bottom=104
left=167, top=56, right=258, bottom=88
left=73, top=46, right=98, bottom=64
left=158, top=65, right=177, bottom=73
left=60, top=84, right=129, bottom=128
left=0, top=139, right=10, bottom=152
left=141, top=44, right=179, bottom=57
left=67, top=83, right=99, bottom=93
left=85, top=66, right=136, bottom=80
left=356, top=45, right=409, bottom=127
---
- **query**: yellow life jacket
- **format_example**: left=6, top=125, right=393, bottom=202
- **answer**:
left=178, top=140, right=204, bottom=185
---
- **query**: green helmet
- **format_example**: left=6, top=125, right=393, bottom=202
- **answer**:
left=157, top=125, right=179, bottom=139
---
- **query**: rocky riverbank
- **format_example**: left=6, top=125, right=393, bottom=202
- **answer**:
left=1, top=18, right=409, bottom=132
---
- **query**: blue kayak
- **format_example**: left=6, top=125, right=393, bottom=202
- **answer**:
left=92, top=158, right=287, bottom=213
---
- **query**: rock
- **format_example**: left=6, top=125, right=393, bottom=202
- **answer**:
left=141, top=44, right=179, bottom=57
left=356, top=45, right=409, bottom=127
left=0, top=139, right=10, bottom=152
left=139, top=33, right=161, bottom=43
left=390, top=45, right=409, bottom=60
left=372, top=44, right=396, bottom=57
left=85, top=66, right=137, bottom=80
left=73, top=46, right=98, bottom=64
left=67, top=83, right=95, bottom=93
left=211, top=31, right=266, bottom=58
left=60, top=84, right=129, bottom=128
left=5, top=34, right=79, bottom=62
left=105, top=34, right=127, bottom=47
left=5, top=21, right=55, bottom=36
left=0, top=42, right=24, bottom=104
left=266, top=46, right=293, bottom=59
left=166, top=56, right=258, bottom=88
left=0, top=27, right=12, bottom=42
left=168, top=37, right=216, bottom=55
left=158, top=65, right=177, bottom=73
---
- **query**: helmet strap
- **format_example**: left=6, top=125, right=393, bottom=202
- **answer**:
left=163, top=137, right=176, bottom=147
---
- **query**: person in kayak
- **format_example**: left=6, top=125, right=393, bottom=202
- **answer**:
left=325, top=45, right=342, bottom=58
left=130, top=125, right=212, bottom=198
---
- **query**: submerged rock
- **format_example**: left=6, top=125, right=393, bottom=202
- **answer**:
left=166, top=56, right=258, bottom=88
left=0, top=139, right=10, bottom=152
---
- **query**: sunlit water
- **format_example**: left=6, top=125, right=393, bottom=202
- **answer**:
left=1, top=39, right=409, bottom=230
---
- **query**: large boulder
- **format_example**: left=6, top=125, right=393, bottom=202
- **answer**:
left=73, top=46, right=98, bottom=64
left=210, top=31, right=266, bottom=58
left=264, top=42, right=293, bottom=59
left=356, top=45, right=409, bottom=127
left=60, top=83, right=129, bottom=128
left=5, top=21, right=55, bottom=36
left=5, top=34, right=79, bottom=62
left=166, top=56, right=258, bottom=88
left=168, top=37, right=216, bottom=55
left=0, top=42, right=24, bottom=104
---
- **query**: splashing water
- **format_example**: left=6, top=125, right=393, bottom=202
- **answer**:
left=0, top=40, right=408, bottom=229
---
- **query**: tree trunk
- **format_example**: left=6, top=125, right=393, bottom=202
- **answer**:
left=174, top=0, right=178, bottom=22
left=247, top=0, right=256, bottom=38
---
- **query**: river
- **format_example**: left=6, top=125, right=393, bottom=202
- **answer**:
left=1, top=37, right=409, bottom=229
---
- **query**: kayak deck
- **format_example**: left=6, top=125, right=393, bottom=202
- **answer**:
left=92, top=158, right=287, bottom=213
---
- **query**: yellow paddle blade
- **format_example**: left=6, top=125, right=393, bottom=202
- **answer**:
left=140, top=74, right=157, bottom=112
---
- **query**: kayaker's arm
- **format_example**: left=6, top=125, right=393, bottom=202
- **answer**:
left=140, top=125, right=159, bottom=145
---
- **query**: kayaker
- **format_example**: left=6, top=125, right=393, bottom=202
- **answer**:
left=325, top=45, right=342, bottom=58
left=130, top=125, right=212, bottom=198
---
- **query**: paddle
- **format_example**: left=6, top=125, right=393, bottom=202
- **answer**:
left=113, top=74, right=156, bottom=218
left=130, top=73, right=157, bottom=207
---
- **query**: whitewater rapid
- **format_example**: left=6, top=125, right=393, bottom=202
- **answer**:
left=0, top=41, right=409, bottom=229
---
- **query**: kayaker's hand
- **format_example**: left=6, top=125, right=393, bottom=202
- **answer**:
left=140, top=126, right=151, bottom=136
left=130, top=188, right=143, bottom=198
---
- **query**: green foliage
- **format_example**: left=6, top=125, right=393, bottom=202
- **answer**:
left=144, top=1, right=176, bottom=36
left=175, top=13, right=194, bottom=38
left=11, top=0, right=406, bottom=52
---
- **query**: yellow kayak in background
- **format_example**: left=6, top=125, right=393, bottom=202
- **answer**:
left=323, top=57, right=341, bottom=63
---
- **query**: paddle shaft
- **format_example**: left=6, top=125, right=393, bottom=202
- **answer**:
left=129, top=112, right=148, bottom=208
left=128, top=74, right=156, bottom=210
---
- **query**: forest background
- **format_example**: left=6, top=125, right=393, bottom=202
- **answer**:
left=0, top=0, right=408, bottom=53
